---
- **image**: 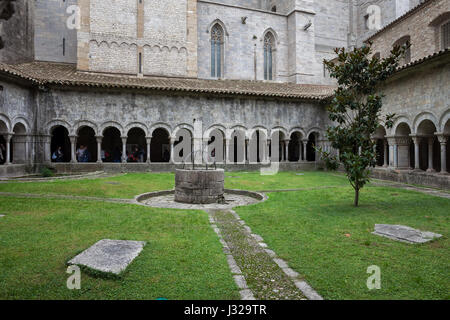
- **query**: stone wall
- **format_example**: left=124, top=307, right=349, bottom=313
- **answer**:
left=0, top=0, right=34, bottom=64
left=369, top=0, right=450, bottom=62
left=34, top=88, right=329, bottom=140
left=380, top=53, right=450, bottom=136
left=197, top=1, right=289, bottom=81
left=77, top=0, right=197, bottom=77
left=34, top=0, right=77, bottom=64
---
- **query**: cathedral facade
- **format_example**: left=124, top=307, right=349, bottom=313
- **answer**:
left=0, top=0, right=448, bottom=188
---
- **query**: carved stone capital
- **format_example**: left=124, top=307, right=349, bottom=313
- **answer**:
left=435, top=133, right=448, bottom=145
left=395, top=136, right=411, bottom=146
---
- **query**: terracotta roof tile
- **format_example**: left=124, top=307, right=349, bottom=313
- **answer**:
left=0, top=61, right=335, bottom=100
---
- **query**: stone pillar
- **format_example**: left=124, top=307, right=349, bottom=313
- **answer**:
left=202, top=138, right=209, bottom=164
left=261, top=138, right=267, bottom=163
left=436, top=134, right=447, bottom=174
left=43, top=135, right=51, bottom=163
left=146, top=136, right=152, bottom=163
left=4, top=133, right=12, bottom=164
left=297, top=140, right=302, bottom=162
left=193, top=118, right=203, bottom=165
left=284, top=139, right=289, bottom=162
left=69, top=135, right=77, bottom=163
left=225, top=138, right=231, bottom=164
left=427, top=137, right=435, bottom=172
left=411, top=136, right=421, bottom=170
left=170, top=137, right=176, bottom=164
left=245, top=138, right=249, bottom=164
left=383, top=140, right=388, bottom=167
left=395, top=136, right=411, bottom=169
left=121, top=136, right=127, bottom=163
left=94, top=136, right=102, bottom=163
left=302, top=139, right=308, bottom=161
left=386, top=137, right=396, bottom=168
left=25, top=135, right=31, bottom=163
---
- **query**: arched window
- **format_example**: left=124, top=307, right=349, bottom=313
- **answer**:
left=211, top=24, right=224, bottom=78
left=264, top=32, right=275, bottom=80
left=442, top=20, right=450, bottom=49
left=393, top=35, right=411, bottom=64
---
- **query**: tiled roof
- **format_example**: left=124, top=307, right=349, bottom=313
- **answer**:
left=0, top=61, right=335, bottom=100
left=395, top=48, right=450, bottom=72
left=365, top=0, right=434, bottom=42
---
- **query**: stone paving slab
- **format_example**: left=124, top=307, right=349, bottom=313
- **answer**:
left=68, top=239, right=146, bottom=275
left=372, top=224, right=442, bottom=244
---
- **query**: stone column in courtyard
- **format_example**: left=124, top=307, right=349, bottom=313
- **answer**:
left=4, top=133, right=12, bottom=164
left=395, top=136, right=411, bottom=170
left=202, top=138, right=209, bottom=164
left=261, top=138, right=268, bottom=164
left=225, top=138, right=231, bottom=164
left=96, top=136, right=102, bottom=163
left=245, top=138, right=249, bottom=164
left=69, top=135, right=77, bottom=163
left=302, top=139, right=308, bottom=161
left=426, top=137, right=435, bottom=173
left=386, top=137, right=396, bottom=168
left=297, top=140, right=302, bottom=163
left=43, top=134, right=51, bottom=163
left=146, top=137, right=151, bottom=163
left=436, top=134, right=448, bottom=174
left=383, top=140, right=388, bottom=167
left=121, top=136, right=127, bottom=163
left=266, top=139, right=271, bottom=163
left=410, top=136, right=421, bottom=171
left=193, top=118, right=203, bottom=165
left=284, top=139, right=289, bottom=162
left=170, top=137, right=176, bottom=164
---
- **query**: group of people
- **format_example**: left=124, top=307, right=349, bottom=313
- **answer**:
left=125, top=145, right=146, bottom=163
left=51, top=144, right=146, bottom=163
left=101, top=145, right=146, bottom=163
left=51, top=145, right=91, bottom=163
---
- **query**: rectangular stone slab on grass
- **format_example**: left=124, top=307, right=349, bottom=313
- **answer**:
left=372, top=224, right=442, bottom=244
left=68, top=239, right=146, bottom=275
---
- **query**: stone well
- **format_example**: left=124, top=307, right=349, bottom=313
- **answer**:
left=175, top=169, right=225, bottom=204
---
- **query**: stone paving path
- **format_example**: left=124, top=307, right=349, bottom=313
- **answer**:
left=208, top=209, right=322, bottom=300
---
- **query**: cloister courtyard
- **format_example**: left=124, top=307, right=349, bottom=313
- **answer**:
left=0, top=171, right=448, bottom=300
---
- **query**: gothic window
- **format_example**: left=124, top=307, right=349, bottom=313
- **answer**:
left=211, top=24, right=224, bottom=78
left=264, top=32, right=275, bottom=80
left=442, top=20, right=450, bottom=49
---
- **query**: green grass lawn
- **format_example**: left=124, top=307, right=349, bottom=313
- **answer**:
left=235, top=186, right=450, bottom=300
left=0, top=198, right=239, bottom=300
left=0, top=171, right=349, bottom=199
left=0, top=171, right=448, bottom=300
left=0, top=173, right=175, bottom=199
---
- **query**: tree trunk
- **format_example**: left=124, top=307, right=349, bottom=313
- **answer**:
left=354, top=187, right=359, bottom=207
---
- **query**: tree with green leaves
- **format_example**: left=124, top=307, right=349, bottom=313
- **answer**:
left=320, top=43, right=407, bottom=206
